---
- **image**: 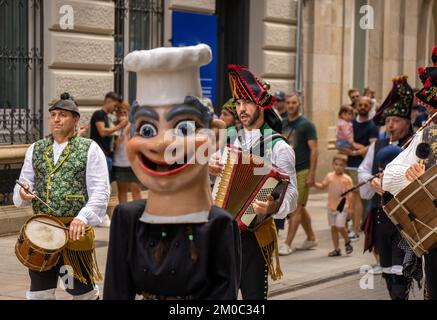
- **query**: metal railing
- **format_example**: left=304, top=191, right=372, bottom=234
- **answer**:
left=0, top=0, right=43, bottom=205
left=0, top=0, right=43, bottom=145
left=114, top=0, right=164, bottom=102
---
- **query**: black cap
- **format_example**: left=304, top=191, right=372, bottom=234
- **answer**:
left=49, top=92, right=80, bottom=116
left=274, top=91, right=286, bottom=101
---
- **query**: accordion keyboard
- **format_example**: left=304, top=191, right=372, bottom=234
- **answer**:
left=212, top=148, right=236, bottom=209
left=239, top=177, right=279, bottom=228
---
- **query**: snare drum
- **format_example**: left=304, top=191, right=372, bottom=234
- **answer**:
left=15, top=215, right=69, bottom=272
left=383, top=163, right=437, bottom=257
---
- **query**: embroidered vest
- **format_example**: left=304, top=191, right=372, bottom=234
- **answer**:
left=422, top=125, right=437, bottom=170
left=32, top=136, right=92, bottom=217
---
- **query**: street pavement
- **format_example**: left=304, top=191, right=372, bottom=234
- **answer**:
left=0, top=192, right=420, bottom=300
left=272, top=273, right=423, bottom=300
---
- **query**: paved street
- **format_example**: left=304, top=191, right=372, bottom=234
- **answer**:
left=0, top=192, right=421, bottom=300
left=272, top=273, right=423, bottom=300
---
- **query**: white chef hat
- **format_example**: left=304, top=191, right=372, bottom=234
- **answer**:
left=124, top=44, right=212, bottom=106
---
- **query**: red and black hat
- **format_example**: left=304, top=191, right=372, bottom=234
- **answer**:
left=373, top=76, right=414, bottom=126
left=415, top=45, right=437, bottom=111
left=228, top=64, right=276, bottom=109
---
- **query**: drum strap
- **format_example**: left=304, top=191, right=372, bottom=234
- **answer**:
left=254, top=219, right=283, bottom=281
left=58, top=217, right=102, bottom=285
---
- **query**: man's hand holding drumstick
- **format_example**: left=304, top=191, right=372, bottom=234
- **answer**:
left=19, top=183, right=36, bottom=202
left=18, top=180, right=86, bottom=241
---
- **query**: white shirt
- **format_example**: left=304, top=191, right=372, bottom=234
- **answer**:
left=232, top=129, right=298, bottom=219
left=357, top=139, right=401, bottom=200
left=382, top=132, right=423, bottom=195
left=113, top=130, right=130, bottom=167
left=13, top=139, right=110, bottom=226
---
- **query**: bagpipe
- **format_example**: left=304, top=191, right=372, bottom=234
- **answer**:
left=336, top=111, right=437, bottom=213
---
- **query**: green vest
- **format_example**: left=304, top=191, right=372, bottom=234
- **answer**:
left=227, top=123, right=287, bottom=159
left=32, top=136, right=92, bottom=217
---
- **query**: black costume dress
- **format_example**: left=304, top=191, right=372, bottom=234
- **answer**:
left=103, top=200, right=241, bottom=300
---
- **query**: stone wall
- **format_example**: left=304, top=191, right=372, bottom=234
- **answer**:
left=303, top=0, right=353, bottom=179
left=249, top=0, right=297, bottom=95
left=303, top=0, right=429, bottom=180
left=43, top=0, right=115, bottom=136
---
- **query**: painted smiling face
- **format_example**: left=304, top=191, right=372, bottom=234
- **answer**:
left=127, top=97, right=224, bottom=194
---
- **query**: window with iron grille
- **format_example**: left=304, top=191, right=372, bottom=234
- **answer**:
left=114, top=0, right=164, bottom=104
left=0, top=0, right=43, bottom=205
left=0, top=0, right=43, bottom=145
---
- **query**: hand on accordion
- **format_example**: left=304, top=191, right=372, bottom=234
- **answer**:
left=208, top=153, right=223, bottom=177
left=252, top=194, right=279, bottom=216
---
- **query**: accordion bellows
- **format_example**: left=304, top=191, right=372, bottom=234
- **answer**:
left=212, top=146, right=289, bottom=231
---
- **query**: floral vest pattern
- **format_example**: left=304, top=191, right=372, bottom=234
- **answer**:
left=32, top=136, right=92, bottom=217
left=423, top=125, right=437, bottom=170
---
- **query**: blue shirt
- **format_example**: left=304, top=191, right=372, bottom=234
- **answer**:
left=347, top=118, right=379, bottom=168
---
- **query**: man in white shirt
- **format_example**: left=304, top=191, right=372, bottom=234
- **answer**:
left=13, top=93, right=110, bottom=300
left=209, top=65, right=298, bottom=299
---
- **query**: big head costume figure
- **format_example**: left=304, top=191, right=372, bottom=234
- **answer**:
left=103, top=44, right=240, bottom=300
left=124, top=44, right=225, bottom=215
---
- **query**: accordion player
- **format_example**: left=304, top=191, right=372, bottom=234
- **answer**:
left=212, top=145, right=290, bottom=231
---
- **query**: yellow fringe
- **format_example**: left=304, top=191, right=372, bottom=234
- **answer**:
left=254, top=219, right=282, bottom=281
left=58, top=217, right=102, bottom=285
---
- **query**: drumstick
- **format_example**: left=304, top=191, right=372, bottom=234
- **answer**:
left=16, top=180, right=61, bottom=216
left=34, top=219, right=70, bottom=231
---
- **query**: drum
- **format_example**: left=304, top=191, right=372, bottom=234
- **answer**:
left=15, top=215, right=69, bottom=272
left=383, top=163, right=437, bottom=257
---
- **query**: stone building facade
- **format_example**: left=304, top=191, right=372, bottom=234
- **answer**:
left=1, top=0, right=436, bottom=213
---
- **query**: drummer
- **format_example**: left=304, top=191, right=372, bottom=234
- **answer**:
left=357, top=76, right=414, bottom=300
left=13, top=93, right=110, bottom=300
left=383, top=46, right=437, bottom=300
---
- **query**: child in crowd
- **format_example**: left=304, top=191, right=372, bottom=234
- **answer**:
left=335, top=105, right=365, bottom=151
left=314, top=154, right=354, bottom=257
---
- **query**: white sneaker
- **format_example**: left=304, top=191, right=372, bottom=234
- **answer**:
left=97, top=215, right=111, bottom=228
left=278, top=243, right=293, bottom=256
left=298, top=239, right=318, bottom=250
left=349, top=233, right=360, bottom=242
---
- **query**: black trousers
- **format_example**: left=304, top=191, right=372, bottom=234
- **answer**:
left=425, top=247, right=437, bottom=300
left=374, top=208, right=409, bottom=300
left=374, top=209, right=405, bottom=268
left=382, top=274, right=410, bottom=300
left=29, top=256, right=95, bottom=296
left=240, top=230, right=268, bottom=300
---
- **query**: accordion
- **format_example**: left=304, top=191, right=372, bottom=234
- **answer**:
left=211, top=146, right=290, bottom=231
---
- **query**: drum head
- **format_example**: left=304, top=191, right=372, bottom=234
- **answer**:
left=24, top=217, right=67, bottom=250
